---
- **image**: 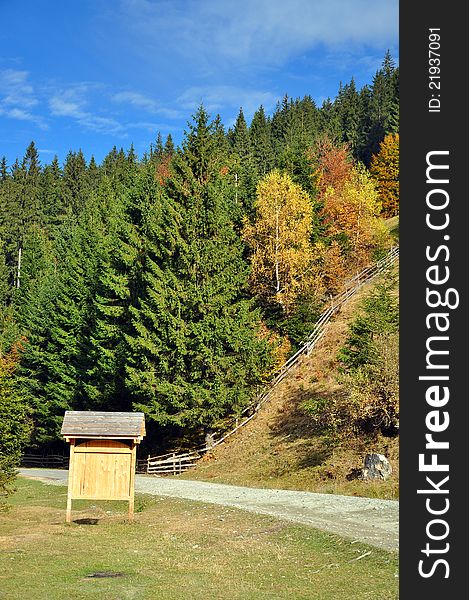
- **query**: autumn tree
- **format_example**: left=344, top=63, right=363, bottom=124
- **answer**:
left=369, top=133, right=399, bottom=217
left=243, top=170, right=320, bottom=315
left=309, top=136, right=353, bottom=197
left=322, top=163, right=391, bottom=272
left=0, top=340, right=32, bottom=501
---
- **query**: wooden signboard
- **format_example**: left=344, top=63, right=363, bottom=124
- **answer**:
left=61, top=411, right=145, bottom=523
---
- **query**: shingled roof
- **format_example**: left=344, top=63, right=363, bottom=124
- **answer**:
left=61, top=411, right=146, bottom=442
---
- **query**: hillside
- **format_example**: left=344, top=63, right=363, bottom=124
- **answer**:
left=184, top=270, right=399, bottom=500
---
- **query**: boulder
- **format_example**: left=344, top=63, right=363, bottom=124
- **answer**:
left=361, top=453, right=392, bottom=481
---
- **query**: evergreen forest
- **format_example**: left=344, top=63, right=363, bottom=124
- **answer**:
left=0, top=53, right=399, bottom=462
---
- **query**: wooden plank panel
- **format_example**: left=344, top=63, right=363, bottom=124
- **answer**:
left=74, top=440, right=132, bottom=454
left=66, top=440, right=75, bottom=523
left=74, top=446, right=131, bottom=454
left=72, top=444, right=132, bottom=500
left=128, top=444, right=136, bottom=521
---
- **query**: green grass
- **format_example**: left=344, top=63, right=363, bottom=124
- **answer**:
left=0, top=478, right=398, bottom=600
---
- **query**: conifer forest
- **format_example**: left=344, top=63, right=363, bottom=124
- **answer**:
left=0, top=53, right=399, bottom=459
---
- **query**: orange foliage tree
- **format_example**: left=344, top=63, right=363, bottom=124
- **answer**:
left=305, top=137, right=392, bottom=295
left=321, top=164, right=390, bottom=272
left=308, top=135, right=353, bottom=197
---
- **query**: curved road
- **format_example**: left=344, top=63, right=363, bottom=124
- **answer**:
left=19, top=468, right=398, bottom=552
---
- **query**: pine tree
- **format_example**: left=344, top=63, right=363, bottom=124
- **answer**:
left=230, top=108, right=257, bottom=217
left=355, top=86, right=373, bottom=163
left=1, top=144, right=42, bottom=296
left=270, top=95, right=291, bottom=155
left=231, top=108, right=251, bottom=156
left=82, top=176, right=141, bottom=411
left=87, top=155, right=101, bottom=193
left=63, top=149, right=89, bottom=215
left=19, top=194, right=111, bottom=443
left=250, top=105, right=274, bottom=176
left=365, top=52, right=399, bottom=163
left=0, top=237, right=15, bottom=355
left=40, top=156, right=66, bottom=233
left=0, top=157, right=8, bottom=182
left=126, top=107, right=272, bottom=437
left=336, top=79, right=361, bottom=156
left=164, top=134, right=175, bottom=156
left=317, top=98, right=343, bottom=141
left=154, top=132, right=164, bottom=159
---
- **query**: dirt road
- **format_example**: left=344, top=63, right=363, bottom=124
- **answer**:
left=18, top=468, right=398, bottom=552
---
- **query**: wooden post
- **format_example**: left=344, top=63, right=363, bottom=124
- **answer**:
left=66, top=439, right=76, bottom=523
left=128, top=442, right=137, bottom=522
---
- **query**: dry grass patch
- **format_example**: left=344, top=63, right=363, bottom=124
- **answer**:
left=0, top=479, right=398, bottom=600
left=185, top=277, right=399, bottom=499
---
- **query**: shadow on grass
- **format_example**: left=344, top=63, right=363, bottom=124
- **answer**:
left=73, top=518, right=100, bottom=525
left=267, top=385, right=341, bottom=473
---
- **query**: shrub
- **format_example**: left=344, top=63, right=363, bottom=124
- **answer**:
left=0, top=340, right=32, bottom=504
left=305, top=275, right=399, bottom=436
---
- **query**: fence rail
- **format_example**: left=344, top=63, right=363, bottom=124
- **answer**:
left=21, top=454, right=69, bottom=469
left=145, top=246, right=399, bottom=475
left=146, top=451, right=201, bottom=475
left=21, top=454, right=155, bottom=473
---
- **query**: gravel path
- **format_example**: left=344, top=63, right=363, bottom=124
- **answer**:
left=19, top=468, right=398, bottom=552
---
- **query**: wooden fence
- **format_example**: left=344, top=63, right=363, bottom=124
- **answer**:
left=21, top=453, right=69, bottom=469
left=22, top=453, right=148, bottom=473
left=145, top=246, right=399, bottom=475
left=146, top=450, right=201, bottom=475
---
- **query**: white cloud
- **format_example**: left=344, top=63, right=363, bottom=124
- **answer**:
left=0, top=69, right=38, bottom=108
left=0, top=69, right=47, bottom=128
left=49, top=96, right=86, bottom=119
left=0, top=105, right=48, bottom=130
left=49, top=85, right=125, bottom=135
left=113, top=91, right=158, bottom=112
left=113, top=90, right=183, bottom=119
left=80, top=114, right=126, bottom=136
left=177, top=85, right=278, bottom=118
left=117, top=0, right=398, bottom=68
left=127, top=120, right=178, bottom=132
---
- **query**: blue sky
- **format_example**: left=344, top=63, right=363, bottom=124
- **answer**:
left=0, top=0, right=398, bottom=166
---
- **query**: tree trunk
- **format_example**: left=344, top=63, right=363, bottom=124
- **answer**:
left=16, top=247, right=22, bottom=289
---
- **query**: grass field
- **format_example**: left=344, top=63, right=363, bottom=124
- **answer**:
left=0, top=478, right=398, bottom=600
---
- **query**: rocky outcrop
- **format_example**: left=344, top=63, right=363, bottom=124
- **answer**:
left=361, top=453, right=392, bottom=480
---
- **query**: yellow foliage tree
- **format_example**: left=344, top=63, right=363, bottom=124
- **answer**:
left=243, top=171, right=319, bottom=314
left=369, top=133, right=399, bottom=217
left=314, top=240, right=348, bottom=296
